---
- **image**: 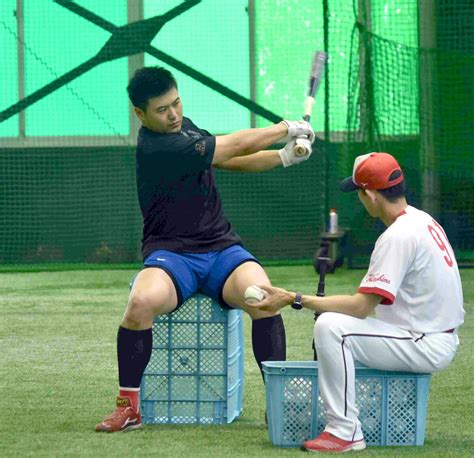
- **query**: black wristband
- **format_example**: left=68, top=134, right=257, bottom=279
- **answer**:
left=291, top=292, right=303, bottom=310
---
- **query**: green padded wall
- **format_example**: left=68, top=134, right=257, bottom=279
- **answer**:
left=1, top=0, right=473, bottom=267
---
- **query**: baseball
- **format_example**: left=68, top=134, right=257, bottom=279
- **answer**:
left=244, top=285, right=267, bottom=304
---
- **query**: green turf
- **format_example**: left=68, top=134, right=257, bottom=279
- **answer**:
left=1, top=266, right=472, bottom=457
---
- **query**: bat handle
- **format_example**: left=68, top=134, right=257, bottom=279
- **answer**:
left=293, top=143, right=308, bottom=157
left=316, top=256, right=330, bottom=297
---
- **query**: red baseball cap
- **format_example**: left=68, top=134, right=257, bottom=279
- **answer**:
left=339, top=152, right=404, bottom=192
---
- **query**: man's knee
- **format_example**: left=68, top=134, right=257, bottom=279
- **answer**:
left=124, top=289, right=160, bottom=327
left=314, top=312, right=357, bottom=344
left=222, top=261, right=270, bottom=311
left=124, top=273, right=177, bottom=328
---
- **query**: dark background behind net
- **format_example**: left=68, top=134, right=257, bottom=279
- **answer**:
left=1, top=1, right=472, bottom=267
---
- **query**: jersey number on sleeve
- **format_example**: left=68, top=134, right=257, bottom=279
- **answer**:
left=427, top=220, right=454, bottom=267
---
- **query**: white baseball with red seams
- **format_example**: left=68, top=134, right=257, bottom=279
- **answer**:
left=244, top=285, right=267, bottom=304
left=314, top=205, right=465, bottom=442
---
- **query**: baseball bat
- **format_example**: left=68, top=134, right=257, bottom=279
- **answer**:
left=294, top=51, right=328, bottom=156
left=313, top=254, right=330, bottom=360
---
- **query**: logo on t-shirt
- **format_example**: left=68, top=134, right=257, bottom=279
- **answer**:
left=366, top=273, right=391, bottom=284
left=182, top=129, right=202, bottom=139
left=195, top=141, right=206, bottom=155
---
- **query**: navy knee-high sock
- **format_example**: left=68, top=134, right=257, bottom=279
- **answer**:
left=251, top=315, right=286, bottom=382
left=117, top=326, right=152, bottom=388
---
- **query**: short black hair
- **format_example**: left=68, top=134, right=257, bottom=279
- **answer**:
left=127, top=66, right=177, bottom=111
left=378, top=171, right=406, bottom=202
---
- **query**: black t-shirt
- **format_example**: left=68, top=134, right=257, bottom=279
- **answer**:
left=136, top=117, right=241, bottom=259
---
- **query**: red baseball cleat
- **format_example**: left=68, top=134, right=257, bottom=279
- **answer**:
left=302, top=432, right=366, bottom=453
left=95, top=396, right=142, bottom=433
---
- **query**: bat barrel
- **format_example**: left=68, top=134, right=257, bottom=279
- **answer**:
left=293, top=51, right=328, bottom=157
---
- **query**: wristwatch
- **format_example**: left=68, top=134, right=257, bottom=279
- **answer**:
left=291, top=292, right=303, bottom=310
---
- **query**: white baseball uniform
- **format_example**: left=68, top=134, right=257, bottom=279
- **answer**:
left=314, top=205, right=465, bottom=442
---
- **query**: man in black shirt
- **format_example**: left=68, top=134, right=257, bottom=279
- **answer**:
left=96, top=66, right=315, bottom=432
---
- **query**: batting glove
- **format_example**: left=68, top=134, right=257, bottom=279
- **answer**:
left=280, top=120, right=315, bottom=144
left=278, top=137, right=312, bottom=167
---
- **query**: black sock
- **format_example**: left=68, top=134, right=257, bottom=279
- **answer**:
left=117, top=326, right=153, bottom=388
left=251, top=314, right=286, bottom=382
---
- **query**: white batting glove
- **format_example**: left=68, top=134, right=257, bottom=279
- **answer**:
left=278, top=137, right=312, bottom=167
left=280, top=120, right=315, bottom=144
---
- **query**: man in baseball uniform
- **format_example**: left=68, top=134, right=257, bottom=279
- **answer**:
left=250, top=152, right=465, bottom=453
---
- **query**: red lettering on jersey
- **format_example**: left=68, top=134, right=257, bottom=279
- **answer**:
left=366, top=273, right=391, bottom=284
left=427, top=220, right=453, bottom=267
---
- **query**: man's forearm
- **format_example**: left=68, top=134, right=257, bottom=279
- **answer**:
left=228, top=124, right=287, bottom=154
left=281, top=291, right=378, bottom=319
left=214, top=150, right=282, bottom=172
left=214, top=123, right=287, bottom=163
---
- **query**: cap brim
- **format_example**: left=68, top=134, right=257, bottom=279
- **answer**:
left=339, top=176, right=359, bottom=192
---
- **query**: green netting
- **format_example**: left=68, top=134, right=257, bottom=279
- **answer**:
left=0, top=1, right=473, bottom=267
left=0, top=148, right=141, bottom=263
left=333, top=0, right=474, bottom=266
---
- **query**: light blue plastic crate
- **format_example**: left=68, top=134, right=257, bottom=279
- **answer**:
left=140, top=294, right=244, bottom=425
left=263, top=361, right=431, bottom=447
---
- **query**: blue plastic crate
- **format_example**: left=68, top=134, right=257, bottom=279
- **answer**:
left=263, top=361, right=431, bottom=447
left=140, top=294, right=244, bottom=424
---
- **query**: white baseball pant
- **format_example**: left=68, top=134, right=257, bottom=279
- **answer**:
left=313, top=312, right=459, bottom=442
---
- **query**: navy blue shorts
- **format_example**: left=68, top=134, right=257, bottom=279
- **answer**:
left=140, top=245, right=260, bottom=310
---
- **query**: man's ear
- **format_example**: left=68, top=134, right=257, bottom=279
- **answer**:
left=364, top=189, right=378, bottom=204
left=134, top=107, right=146, bottom=123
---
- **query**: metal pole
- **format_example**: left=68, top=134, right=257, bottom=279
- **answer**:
left=16, top=0, right=25, bottom=139
left=418, top=1, right=440, bottom=218
left=248, top=0, right=256, bottom=129
left=358, top=0, right=374, bottom=147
